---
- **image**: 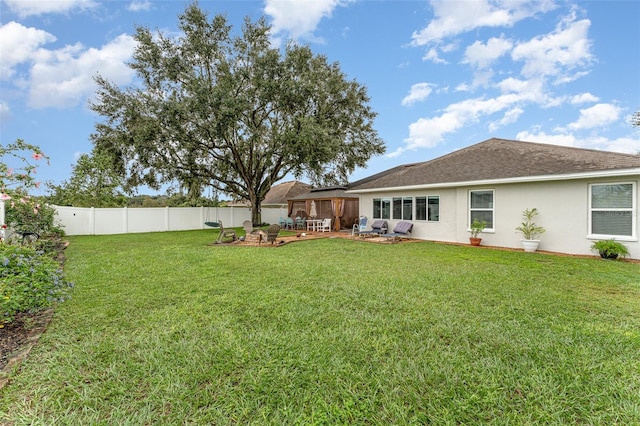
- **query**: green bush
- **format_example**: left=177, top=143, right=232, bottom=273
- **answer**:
left=590, top=239, right=630, bottom=259
left=0, top=244, right=74, bottom=326
left=4, top=198, right=63, bottom=236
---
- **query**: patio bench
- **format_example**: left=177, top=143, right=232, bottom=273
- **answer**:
left=356, top=220, right=388, bottom=237
left=382, top=221, right=413, bottom=242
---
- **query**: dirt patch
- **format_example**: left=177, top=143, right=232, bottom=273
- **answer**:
left=0, top=308, right=54, bottom=388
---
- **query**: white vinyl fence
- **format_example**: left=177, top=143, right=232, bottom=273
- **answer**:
left=50, top=205, right=289, bottom=236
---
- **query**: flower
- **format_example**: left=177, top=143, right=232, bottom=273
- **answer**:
left=32, top=152, right=44, bottom=160
left=1, top=224, right=6, bottom=229
left=0, top=193, right=11, bottom=201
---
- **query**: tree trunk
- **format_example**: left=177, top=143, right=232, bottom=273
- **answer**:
left=251, top=203, right=262, bottom=227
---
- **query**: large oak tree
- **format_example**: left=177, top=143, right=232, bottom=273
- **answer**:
left=91, top=4, right=385, bottom=224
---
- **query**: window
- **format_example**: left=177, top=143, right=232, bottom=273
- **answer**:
left=403, top=197, right=413, bottom=220
left=373, top=198, right=381, bottom=219
left=590, top=183, right=635, bottom=237
left=393, top=197, right=413, bottom=220
left=428, top=196, right=440, bottom=222
left=392, top=197, right=402, bottom=219
left=373, top=198, right=391, bottom=219
left=469, top=190, right=494, bottom=229
left=416, top=196, right=440, bottom=221
left=416, top=197, right=427, bottom=221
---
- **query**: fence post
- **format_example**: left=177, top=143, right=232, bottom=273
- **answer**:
left=90, top=207, right=95, bottom=235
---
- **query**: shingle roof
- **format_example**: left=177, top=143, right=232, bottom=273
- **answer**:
left=262, top=181, right=312, bottom=205
left=289, top=186, right=359, bottom=200
left=349, top=138, right=640, bottom=191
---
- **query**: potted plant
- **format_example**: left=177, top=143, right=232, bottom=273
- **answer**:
left=591, top=239, right=629, bottom=260
left=515, top=208, right=545, bottom=252
left=468, top=218, right=486, bottom=246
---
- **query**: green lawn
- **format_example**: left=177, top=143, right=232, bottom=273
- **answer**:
left=1, top=230, right=639, bottom=424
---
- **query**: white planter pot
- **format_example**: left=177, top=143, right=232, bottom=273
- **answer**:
left=521, top=239, right=540, bottom=252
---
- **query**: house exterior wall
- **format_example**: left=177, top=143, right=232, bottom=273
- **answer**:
left=355, top=175, right=640, bottom=259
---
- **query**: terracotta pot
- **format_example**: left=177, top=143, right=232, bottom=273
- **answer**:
left=469, top=237, right=482, bottom=246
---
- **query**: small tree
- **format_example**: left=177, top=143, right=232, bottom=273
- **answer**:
left=1, top=139, right=55, bottom=239
left=47, top=150, right=128, bottom=208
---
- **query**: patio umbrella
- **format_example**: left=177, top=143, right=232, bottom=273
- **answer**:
left=309, top=200, right=317, bottom=218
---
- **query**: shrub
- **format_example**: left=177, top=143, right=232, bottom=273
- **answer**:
left=590, top=239, right=630, bottom=259
left=515, top=207, right=546, bottom=240
left=0, top=244, right=74, bottom=326
left=469, top=218, right=486, bottom=238
left=4, top=198, right=63, bottom=236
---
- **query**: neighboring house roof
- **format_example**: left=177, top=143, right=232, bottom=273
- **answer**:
left=263, top=181, right=313, bottom=205
left=349, top=138, right=640, bottom=191
left=289, top=186, right=359, bottom=200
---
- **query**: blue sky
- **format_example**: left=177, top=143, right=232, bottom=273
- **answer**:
left=1, top=0, right=639, bottom=195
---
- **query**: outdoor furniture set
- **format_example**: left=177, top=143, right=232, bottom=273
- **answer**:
left=354, top=218, right=413, bottom=242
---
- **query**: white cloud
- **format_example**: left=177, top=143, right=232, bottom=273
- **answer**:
left=3, top=0, right=97, bottom=17
left=566, top=103, right=620, bottom=131
left=516, top=131, right=640, bottom=154
left=401, top=83, right=434, bottom=106
left=411, top=0, right=556, bottom=46
left=423, top=47, right=447, bottom=64
left=516, top=130, right=580, bottom=147
left=264, top=0, right=351, bottom=42
left=128, top=0, right=152, bottom=12
left=391, top=93, right=528, bottom=156
left=488, top=106, right=523, bottom=132
left=463, top=36, right=513, bottom=69
left=28, top=34, right=137, bottom=108
left=570, top=93, right=598, bottom=104
left=0, top=101, right=11, bottom=122
left=0, top=22, right=56, bottom=80
left=511, top=12, right=593, bottom=79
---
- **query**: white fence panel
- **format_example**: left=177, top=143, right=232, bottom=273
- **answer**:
left=125, top=208, right=167, bottom=234
left=54, top=205, right=93, bottom=236
left=261, top=207, right=289, bottom=226
left=51, top=205, right=267, bottom=236
left=169, top=207, right=203, bottom=231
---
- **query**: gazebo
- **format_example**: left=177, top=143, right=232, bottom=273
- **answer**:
left=287, top=187, right=359, bottom=231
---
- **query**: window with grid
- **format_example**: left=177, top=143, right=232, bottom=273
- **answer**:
left=469, top=190, right=494, bottom=230
left=590, top=183, right=635, bottom=237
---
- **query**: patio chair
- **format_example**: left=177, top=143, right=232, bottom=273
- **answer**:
left=266, top=224, right=281, bottom=244
left=357, top=220, right=388, bottom=237
left=317, top=218, right=332, bottom=232
left=382, top=221, right=413, bottom=242
left=211, top=220, right=237, bottom=244
left=295, top=216, right=305, bottom=230
left=285, top=217, right=294, bottom=230
left=352, top=216, right=368, bottom=235
left=243, top=220, right=254, bottom=236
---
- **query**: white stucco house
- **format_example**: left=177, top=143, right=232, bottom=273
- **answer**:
left=347, top=138, right=640, bottom=259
